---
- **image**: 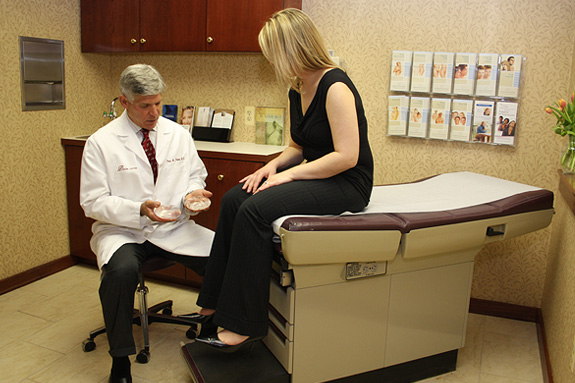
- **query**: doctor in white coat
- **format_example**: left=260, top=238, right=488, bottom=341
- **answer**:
left=80, top=64, right=214, bottom=383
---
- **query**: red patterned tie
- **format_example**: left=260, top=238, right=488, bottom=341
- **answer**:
left=141, top=129, right=158, bottom=183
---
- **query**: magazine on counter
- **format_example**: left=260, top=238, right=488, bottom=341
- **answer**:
left=429, top=98, right=451, bottom=140
left=497, top=54, right=522, bottom=98
left=493, top=102, right=518, bottom=146
left=389, top=51, right=413, bottom=92
left=475, top=53, right=499, bottom=97
left=410, top=51, right=433, bottom=93
left=255, top=107, right=285, bottom=145
left=179, top=105, right=195, bottom=133
left=431, top=52, right=455, bottom=94
left=471, top=100, right=495, bottom=143
left=407, top=97, right=430, bottom=138
left=449, top=99, right=473, bottom=141
left=387, top=95, right=410, bottom=136
left=453, top=53, right=477, bottom=95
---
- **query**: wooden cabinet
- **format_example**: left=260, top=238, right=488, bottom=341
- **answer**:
left=81, top=0, right=301, bottom=53
left=61, top=137, right=282, bottom=286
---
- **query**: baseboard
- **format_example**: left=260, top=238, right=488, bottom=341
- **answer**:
left=469, top=298, right=553, bottom=383
left=0, top=255, right=78, bottom=295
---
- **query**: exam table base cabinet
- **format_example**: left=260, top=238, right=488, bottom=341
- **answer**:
left=265, top=206, right=554, bottom=383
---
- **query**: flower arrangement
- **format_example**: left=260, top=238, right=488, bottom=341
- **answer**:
left=546, top=92, right=575, bottom=174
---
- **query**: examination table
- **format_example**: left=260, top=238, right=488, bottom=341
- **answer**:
left=181, top=172, right=554, bottom=383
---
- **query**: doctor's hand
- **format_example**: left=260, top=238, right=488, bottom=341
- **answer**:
left=240, top=163, right=278, bottom=194
left=140, top=200, right=179, bottom=222
left=184, top=189, right=212, bottom=213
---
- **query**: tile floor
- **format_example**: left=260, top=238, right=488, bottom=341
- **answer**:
left=0, top=265, right=544, bottom=383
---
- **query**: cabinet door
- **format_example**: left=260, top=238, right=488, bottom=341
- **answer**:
left=81, top=0, right=140, bottom=53
left=193, top=157, right=263, bottom=230
left=206, top=0, right=284, bottom=52
left=139, top=0, right=207, bottom=52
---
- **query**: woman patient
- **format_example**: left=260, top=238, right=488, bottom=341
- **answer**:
left=187, top=8, right=374, bottom=351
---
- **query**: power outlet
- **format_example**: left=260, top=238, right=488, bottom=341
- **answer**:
left=245, top=106, right=255, bottom=127
left=570, top=335, right=575, bottom=373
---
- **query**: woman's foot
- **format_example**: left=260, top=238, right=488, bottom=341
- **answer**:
left=179, top=308, right=215, bottom=324
left=217, top=330, right=249, bottom=346
left=196, top=329, right=263, bottom=353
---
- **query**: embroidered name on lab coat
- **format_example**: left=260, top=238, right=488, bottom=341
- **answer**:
left=117, top=165, right=137, bottom=172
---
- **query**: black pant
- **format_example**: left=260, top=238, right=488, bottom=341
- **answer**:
left=197, top=178, right=367, bottom=337
left=99, top=241, right=207, bottom=357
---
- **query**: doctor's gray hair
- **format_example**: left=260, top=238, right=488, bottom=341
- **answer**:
left=119, top=64, right=166, bottom=102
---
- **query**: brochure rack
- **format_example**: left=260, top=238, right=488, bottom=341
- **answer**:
left=388, top=51, right=524, bottom=146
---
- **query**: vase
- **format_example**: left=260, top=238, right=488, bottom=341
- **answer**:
left=561, top=135, right=575, bottom=175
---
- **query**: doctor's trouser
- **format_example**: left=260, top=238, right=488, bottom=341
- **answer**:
left=99, top=241, right=208, bottom=357
left=196, top=178, right=368, bottom=338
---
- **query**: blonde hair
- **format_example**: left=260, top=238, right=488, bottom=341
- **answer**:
left=258, top=8, right=337, bottom=91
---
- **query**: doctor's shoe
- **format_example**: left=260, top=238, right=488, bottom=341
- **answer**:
left=109, top=375, right=132, bottom=383
left=109, top=356, right=132, bottom=383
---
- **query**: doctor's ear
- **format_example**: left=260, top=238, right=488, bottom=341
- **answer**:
left=118, top=95, right=130, bottom=109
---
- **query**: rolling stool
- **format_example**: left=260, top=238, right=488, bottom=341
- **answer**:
left=81, top=256, right=202, bottom=363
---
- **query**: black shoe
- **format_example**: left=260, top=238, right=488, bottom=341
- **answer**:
left=178, top=312, right=214, bottom=324
left=195, top=334, right=263, bottom=353
left=109, top=373, right=132, bottom=383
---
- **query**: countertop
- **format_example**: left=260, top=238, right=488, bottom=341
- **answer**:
left=61, top=135, right=286, bottom=156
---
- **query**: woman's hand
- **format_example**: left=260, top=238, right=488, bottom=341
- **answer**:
left=255, top=171, right=294, bottom=193
left=240, top=162, right=278, bottom=194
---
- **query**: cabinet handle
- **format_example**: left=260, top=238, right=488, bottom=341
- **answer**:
left=140, top=38, right=147, bottom=44
left=207, top=36, right=214, bottom=43
left=130, top=38, right=137, bottom=44
left=217, top=174, right=224, bottom=181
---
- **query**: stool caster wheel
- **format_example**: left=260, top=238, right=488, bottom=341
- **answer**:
left=162, top=307, right=173, bottom=315
left=136, top=350, right=150, bottom=364
left=186, top=326, right=197, bottom=339
left=82, top=338, right=96, bottom=352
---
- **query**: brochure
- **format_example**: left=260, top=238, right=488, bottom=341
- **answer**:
left=195, top=107, right=214, bottom=127
left=387, top=95, right=410, bottom=136
left=475, top=53, right=499, bottom=97
left=449, top=99, right=473, bottom=141
left=493, top=102, right=518, bottom=146
left=255, top=107, right=285, bottom=145
left=389, top=51, right=412, bottom=92
left=453, top=53, right=477, bottom=95
left=179, top=105, right=195, bottom=133
left=410, top=51, right=433, bottom=93
left=211, top=110, right=235, bottom=130
left=407, top=97, right=430, bottom=138
left=498, top=54, right=522, bottom=98
left=431, top=52, right=455, bottom=94
left=429, top=98, right=451, bottom=140
left=471, top=100, right=495, bottom=143
left=162, top=104, right=178, bottom=122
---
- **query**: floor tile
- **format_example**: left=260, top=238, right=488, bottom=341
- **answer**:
left=0, top=341, right=63, bottom=383
left=481, top=331, right=543, bottom=382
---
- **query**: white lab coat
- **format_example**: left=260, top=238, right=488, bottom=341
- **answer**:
left=80, top=111, right=214, bottom=269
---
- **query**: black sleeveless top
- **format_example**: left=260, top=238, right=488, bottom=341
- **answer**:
left=288, top=68, right=373, bottom=204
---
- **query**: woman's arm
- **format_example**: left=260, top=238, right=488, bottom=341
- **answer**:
left=257, top=82, right=359, bottom=192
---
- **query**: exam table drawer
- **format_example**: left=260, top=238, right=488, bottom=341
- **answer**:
left=269, top=279, right=295, bottom=325
left=263, top=323, right=294, bottom=374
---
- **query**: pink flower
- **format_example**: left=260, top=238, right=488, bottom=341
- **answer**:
left=545, top=107, right=553, bottom=114
left=559, top=99, right=567, bottom=110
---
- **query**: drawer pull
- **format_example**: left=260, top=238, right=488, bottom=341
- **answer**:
left=217, top=174, right=224, bottom=181
left=130, top=38, right=137, bottom=44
